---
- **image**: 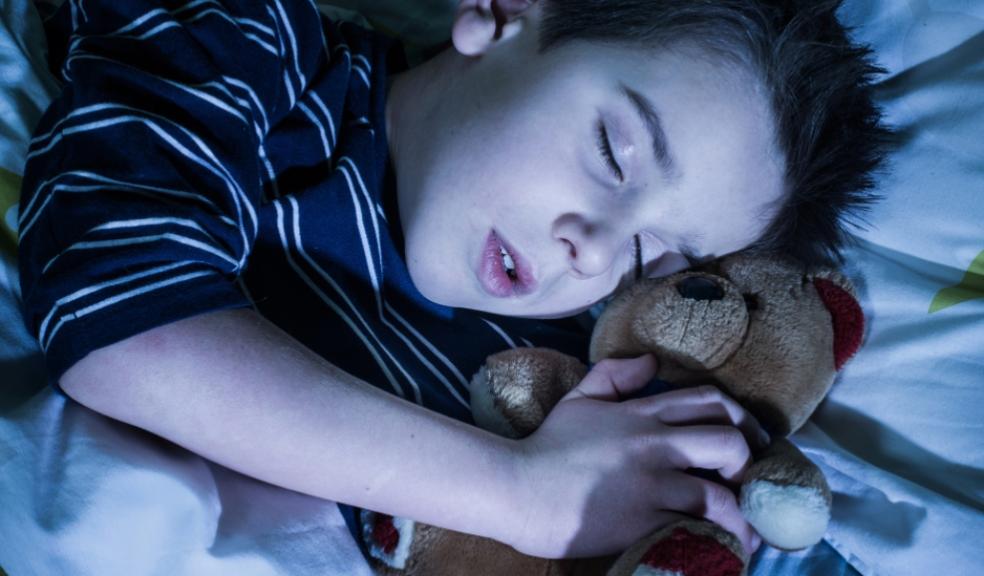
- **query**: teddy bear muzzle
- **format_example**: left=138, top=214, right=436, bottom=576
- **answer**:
left=590, top=272, right=749, bottom=371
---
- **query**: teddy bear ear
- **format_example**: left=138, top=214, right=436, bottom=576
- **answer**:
left=809, top=270, right=864, bottom=371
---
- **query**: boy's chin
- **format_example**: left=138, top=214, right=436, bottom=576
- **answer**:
left=515, top=306, right=593, bottom=321
left=469, top=301, right=592, bottom=320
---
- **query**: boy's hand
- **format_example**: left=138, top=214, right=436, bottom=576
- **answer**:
left=507, top=355, right=766, bottom=559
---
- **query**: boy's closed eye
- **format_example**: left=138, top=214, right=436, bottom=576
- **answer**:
left=596, top=120, right=625, bottom=184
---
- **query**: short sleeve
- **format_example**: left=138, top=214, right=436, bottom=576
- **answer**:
left=17, top=0, right=330, bottom=387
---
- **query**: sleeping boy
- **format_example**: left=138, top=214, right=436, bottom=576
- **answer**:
left=18, top=0, right=888, bottom=563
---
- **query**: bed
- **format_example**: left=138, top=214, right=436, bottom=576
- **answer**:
left=1, top=0, right=981, bottom=574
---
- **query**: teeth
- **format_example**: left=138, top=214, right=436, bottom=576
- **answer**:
left=500, top=246, right=516, bottom=273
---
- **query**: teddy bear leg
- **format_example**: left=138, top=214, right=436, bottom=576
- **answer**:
left=605, top=519, right=748, bottom=576
left=739, top=438, right=831, bottom=551
left=469, top=348, right=588, bottom=438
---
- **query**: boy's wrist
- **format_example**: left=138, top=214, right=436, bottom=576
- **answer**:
left=492, top=435, right=537, bottom=552
left=471, top=433, right=528, bottom=549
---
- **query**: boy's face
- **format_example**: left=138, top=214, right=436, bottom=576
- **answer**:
left=389, top=7, right=785, bottom=319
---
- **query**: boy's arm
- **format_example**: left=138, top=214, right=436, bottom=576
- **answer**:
left=59, top=307, right=521, bottom=544
left=61, top=308, right=765, bottom=559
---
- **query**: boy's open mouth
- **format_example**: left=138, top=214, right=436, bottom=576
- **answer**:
left=478, top=230, right=537, bottom=298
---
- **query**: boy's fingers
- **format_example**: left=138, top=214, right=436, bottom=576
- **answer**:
left=564, top=355, right=659, bottom=402
left=654, top=471, right=760, bottom=558
left=637, top=385, right=770, bottom=450
left=657, top=425, right=753, bottom=484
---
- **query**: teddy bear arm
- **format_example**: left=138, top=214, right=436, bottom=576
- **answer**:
left=739, top=438, right=831, bottom=551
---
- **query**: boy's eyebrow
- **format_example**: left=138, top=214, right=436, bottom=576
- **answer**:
left=620, top=83, right=680, bottom=183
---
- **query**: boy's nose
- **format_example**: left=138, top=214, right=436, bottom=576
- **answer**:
left=566, top=240, right=614, bottom=278
left=553, top=214, right=620, bottom=279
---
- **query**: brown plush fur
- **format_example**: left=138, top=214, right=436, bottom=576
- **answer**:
left=373, top=523, right=574, bottom=576
left=483, top=348, right=587, bottom=438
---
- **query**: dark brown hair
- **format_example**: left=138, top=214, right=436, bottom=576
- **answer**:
left=539, top=0, right=893, bottom=266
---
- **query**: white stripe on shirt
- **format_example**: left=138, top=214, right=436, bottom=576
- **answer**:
left=43, top=270, right=216, bottom=351
left=273, top=199, right=409, bottom=400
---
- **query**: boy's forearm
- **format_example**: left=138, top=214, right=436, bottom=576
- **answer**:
left=59, top=308, right=521, bottom=544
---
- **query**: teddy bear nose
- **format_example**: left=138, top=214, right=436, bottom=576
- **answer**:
left=676, top=276, right=725, bottom=301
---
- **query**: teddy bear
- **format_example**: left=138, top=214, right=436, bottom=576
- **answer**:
left=359, top=251, right=864, bottom=576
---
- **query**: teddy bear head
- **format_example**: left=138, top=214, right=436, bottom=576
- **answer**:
left=588, top=252, right=863, bottom=436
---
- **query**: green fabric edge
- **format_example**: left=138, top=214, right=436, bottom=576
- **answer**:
left=0, top=167, right=22, bottom=257
left=929, top=250, right=984, bottom=313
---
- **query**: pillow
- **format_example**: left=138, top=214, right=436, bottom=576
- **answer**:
left=797, top=2, right=984, bottom=573
left=838, top=0, right=984, bottom=269
left=828, top=0, right=983, bottom=499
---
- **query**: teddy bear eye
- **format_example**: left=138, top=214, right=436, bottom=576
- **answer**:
left=743, top=293, right=760, bottom=310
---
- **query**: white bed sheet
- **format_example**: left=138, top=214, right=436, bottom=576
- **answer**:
left=2, top=1, right=982, bottom=575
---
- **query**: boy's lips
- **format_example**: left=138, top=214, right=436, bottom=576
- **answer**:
left=478, top=230, right=537, bottom=298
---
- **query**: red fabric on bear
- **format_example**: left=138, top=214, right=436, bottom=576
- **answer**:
left=813, top=278, right=864, bottom=371
left=639, top=527, right=744, bottom=576
left=372, top=514, right=400, bottom=555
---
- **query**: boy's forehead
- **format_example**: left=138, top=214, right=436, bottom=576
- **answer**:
left=518, top=39, right=786, bottom=250
left=542, top=38, right=776, bottom=137
left=619, top=48, right=785, bottom=257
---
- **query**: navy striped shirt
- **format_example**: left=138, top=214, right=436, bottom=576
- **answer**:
left=18, top=0, right=589, bottom=554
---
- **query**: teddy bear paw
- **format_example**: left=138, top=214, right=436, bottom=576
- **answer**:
left=361, top=510, right=416, bottom=570
left=740, top=479, right=830, bottom=550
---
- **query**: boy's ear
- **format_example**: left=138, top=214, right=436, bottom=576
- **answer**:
left=452, top=0, right=538, bottom=57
